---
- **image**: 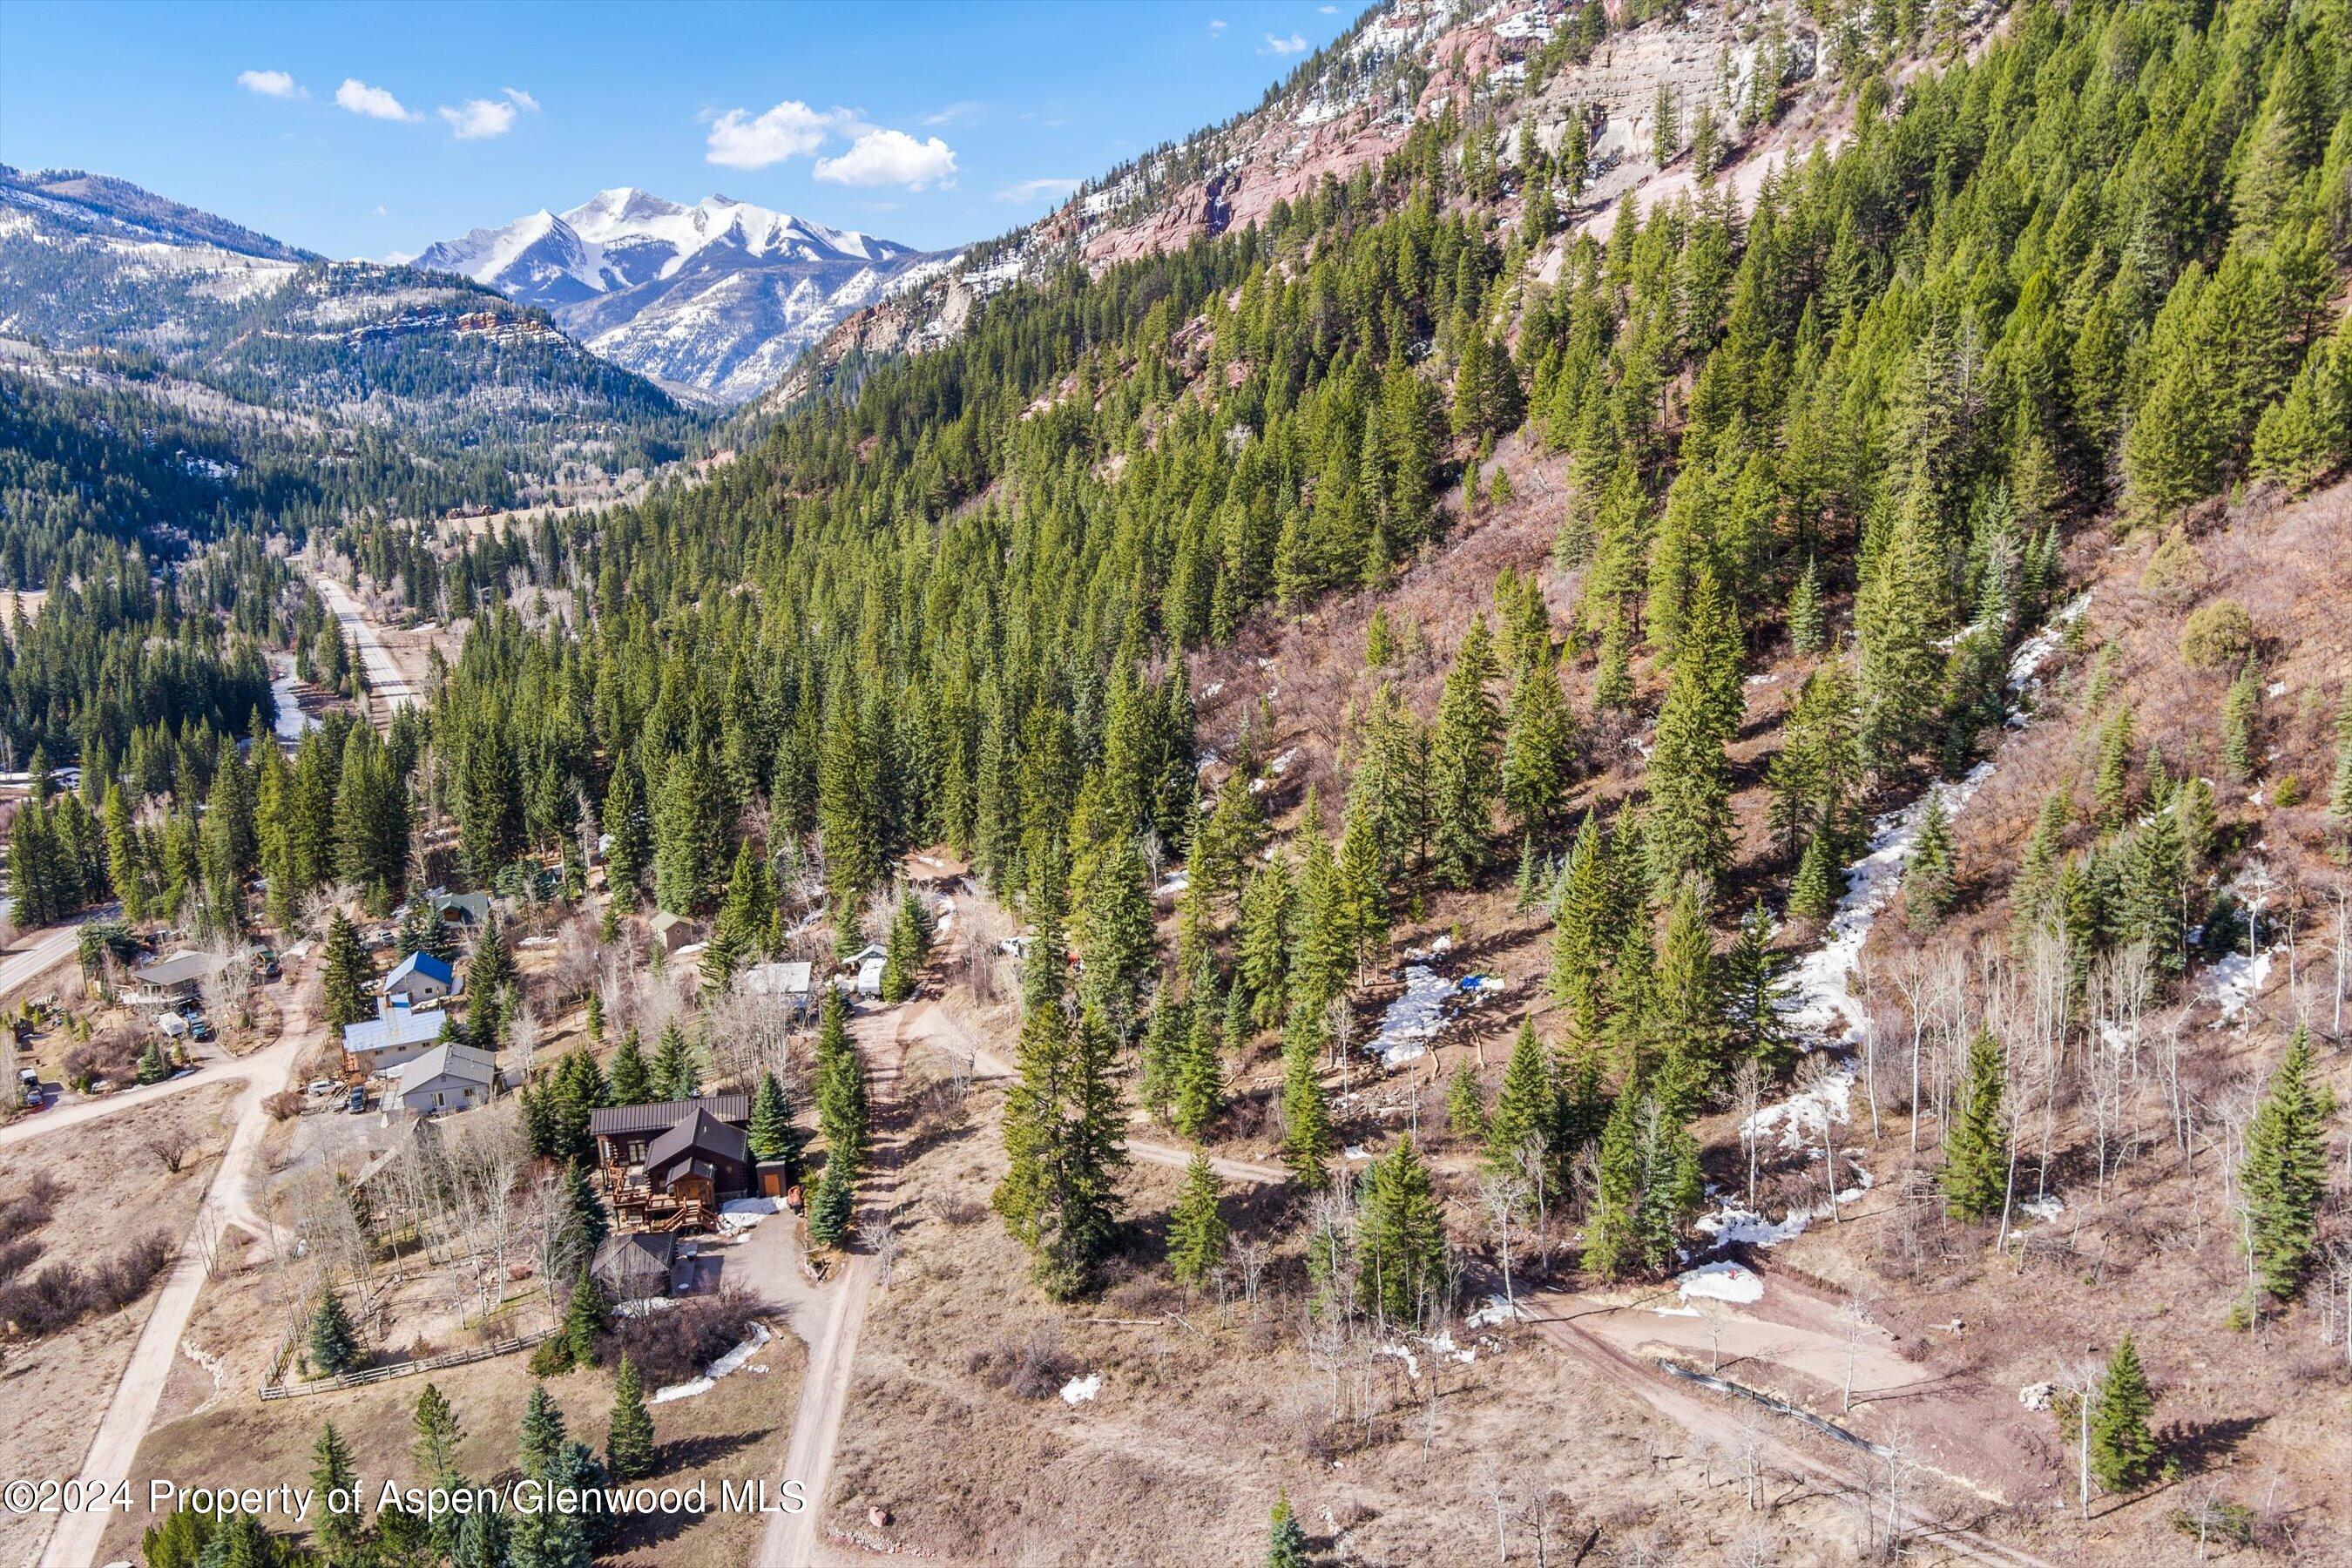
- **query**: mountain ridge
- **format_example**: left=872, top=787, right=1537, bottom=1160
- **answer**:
left=415, top=187, right=949, bottom=404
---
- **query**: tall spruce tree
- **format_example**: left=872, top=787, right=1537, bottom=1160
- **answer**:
left=2240, top=1026, right=2335, bottom=1301
left=1942, top=1027, right=2011, bottom=1221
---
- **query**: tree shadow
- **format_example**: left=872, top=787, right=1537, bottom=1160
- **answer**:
left=2162, top=1411, right=2267, bottom=1477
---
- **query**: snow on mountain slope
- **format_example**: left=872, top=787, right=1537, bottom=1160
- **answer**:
left=415, top=188, right=944, bottom=402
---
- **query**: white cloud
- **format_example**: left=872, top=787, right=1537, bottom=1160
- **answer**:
left=1261, top=31, right=1308, bottom=55
left=1208, top=17, right=1227, bottom=34
left=996, top=176, right=1080, bottom=204
left=923, top=100, right=983, bottom=127
left=815, top=127, right=958, bottom=191
left=439, top=98, right=515, bottom=139
left=705, top=99, right=846, bottom=169
left=335, top=78, right=419, bottom=121
left=1319, top=3, right=1338, bottom=11
left=438, top=87, right=536, bottom=139
left=372, top=203, right=389, bottom=216
left=237, top=69, right=304, bottom=100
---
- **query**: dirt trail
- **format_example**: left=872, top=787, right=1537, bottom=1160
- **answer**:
left=33, top=959, right=312, bottom=1568
left=0, top=1044, right=280, bottom=1151
left=1523, top=1287, right=2054, bottom=1568
left=909, top=964, right=1288, bottom=1189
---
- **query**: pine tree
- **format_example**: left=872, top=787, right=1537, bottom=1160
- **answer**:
left=2089, top=1335, right=2159, bottom=1493
left=1487, top=1019, right=1555, bottom=1183
left=747, top=1070, right=802, bottom=1177
left=1428, top=615, right=1503, bottom=887
left=993, top=867, right=1127, bottom=1298
left=2222, top=665, right=2262, bottom=781
left=309, top=1420, right=364, bottom=1561
left=881, top=890, right=929, bottom=1003
left=2240, top=1026, right=2335, bottom=1301
left=308, top=1289, right=361, bottom=1377
left=320, top=910, right=368, bottom=1030
left=562, top=1265, right=609, bottom=1367
left=561, top=1160, right=608, bottom=1267
left=1266, top=1490, right=1310, bottom=1568
left=605, top=1355, right=657, bottom=1482
left=1721, top=901, right=1796, bottom=1076
left=1172, top=990, right=1224, bottom=1140
left=1788, top=558, right=1825, bottom=654
left=1446, top=1057, right=1488, bottom=1142
left=1908, top=790, right=1957, bottom=930
left=2330, top=685, right=2352, bottom=862
left=411, top=1382, right=464, bottom=1490
left=606, top=1027, right=652, bottom=1105
left=1166, top=1152, right=1228, bottom=1291
left=1356, top=1137, right=1446, bottom=1325
left=601, top=753, right=650, bottom=907
left=1279, top=1000, right=1335, bottom=1190
left=1501, top=643, right=1575, bottom=843
left=1548, top=811, right=1613, bottom=1033
left=1942, top=1027, right=2010, bottom=1221
left=1788, top=828, right=1842, bottom=923
left=1643, top=627, right=1736, bottom=893
left=810, top=990, right=869, bottom=1248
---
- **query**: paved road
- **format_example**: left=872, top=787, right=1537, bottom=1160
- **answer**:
left=312, top=575, right=421, bottom=713
left=33, top=965, right=311, bottom=1568
left=0, top=911, right=104, bottom=1007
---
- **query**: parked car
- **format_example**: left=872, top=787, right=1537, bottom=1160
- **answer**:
left=307, top=1078, right=335, bottom=1097
left=346, top=1085, right=368, bottom=1113
left=187, top=1017, right=215, bottom=1043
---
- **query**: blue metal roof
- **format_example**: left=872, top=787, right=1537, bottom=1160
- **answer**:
left=385, top=950, right=456, bottom=988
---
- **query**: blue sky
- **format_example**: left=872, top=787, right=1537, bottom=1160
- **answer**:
left=0, top=1, right=1358, bottom=257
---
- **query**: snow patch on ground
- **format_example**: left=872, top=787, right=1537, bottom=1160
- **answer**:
left=2018, top=1194, right=2065, bottom=1222
left=716, top=1197, right=777, bottom=1234
left=1060, top=1372, right=1101, bottom=1404
left=1465, top=1294, right=1525, bottom=1330
left=2202, top=947, right=2275, bottom=1024
left=1676, top=1260, right=1765, bottom=1304
left=1366, top=964, right=1451, bottom=1067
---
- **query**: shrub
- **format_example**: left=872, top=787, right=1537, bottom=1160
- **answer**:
left=263, top=1091, right=305, bottom=1121
left=2180, top=599, right=2255, bottom=670
left=966, top=1328, right=1073, bottom=1400
left=600, top=1286, right=757, bottom=1389
left=2272, top=773, right=2304, bottom=807
left=0, top=1234, right=172, bottom=1337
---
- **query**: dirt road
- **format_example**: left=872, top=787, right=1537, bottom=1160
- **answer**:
left=755, top=999, right=905, bottom=1568
left=1522, top=1287, right=2055, bottom=1568
left=32, top=964, right=311, bottom=1568
left=0, top=1043, right=287, bottom=1151
left=312, top=574, right=421, bottom=714
left=909, top=993, right=1288, bottom=1188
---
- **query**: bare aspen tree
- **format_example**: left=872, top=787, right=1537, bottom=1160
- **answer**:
left=1477, top=1171, right=1529, bottom=1316
left=1733, top=1058, right=1764, bottom=1206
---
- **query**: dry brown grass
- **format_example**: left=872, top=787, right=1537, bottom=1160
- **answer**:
left=0, top=1081, right=239, bottom=1567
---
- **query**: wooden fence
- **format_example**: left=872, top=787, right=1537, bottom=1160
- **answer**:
left=260, top=1327, right=556, bottom=1400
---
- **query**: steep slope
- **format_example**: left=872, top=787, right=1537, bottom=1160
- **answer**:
left=416, top=189, right=946, bottom=403
left=0, top=163, right=310, bottom=348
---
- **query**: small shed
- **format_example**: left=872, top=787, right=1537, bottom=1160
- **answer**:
left=651, top=912, right=701, bottom=955
left=591, top=1232, right=678, bottom=1304
left=855, top=956, right=884, bottom=997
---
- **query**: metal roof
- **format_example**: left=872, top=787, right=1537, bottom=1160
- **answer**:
left=585, top=1093, right=750, bottom=1139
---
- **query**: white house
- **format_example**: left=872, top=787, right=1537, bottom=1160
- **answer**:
left=341, top=997, right=447, bottom=1077
left=379, top=950, right=457, bottom=1006
left=389, top=1044, right=499, bottom=1116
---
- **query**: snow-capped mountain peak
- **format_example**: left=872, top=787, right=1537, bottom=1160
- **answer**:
left=416, top=186, right=935, bottom=401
